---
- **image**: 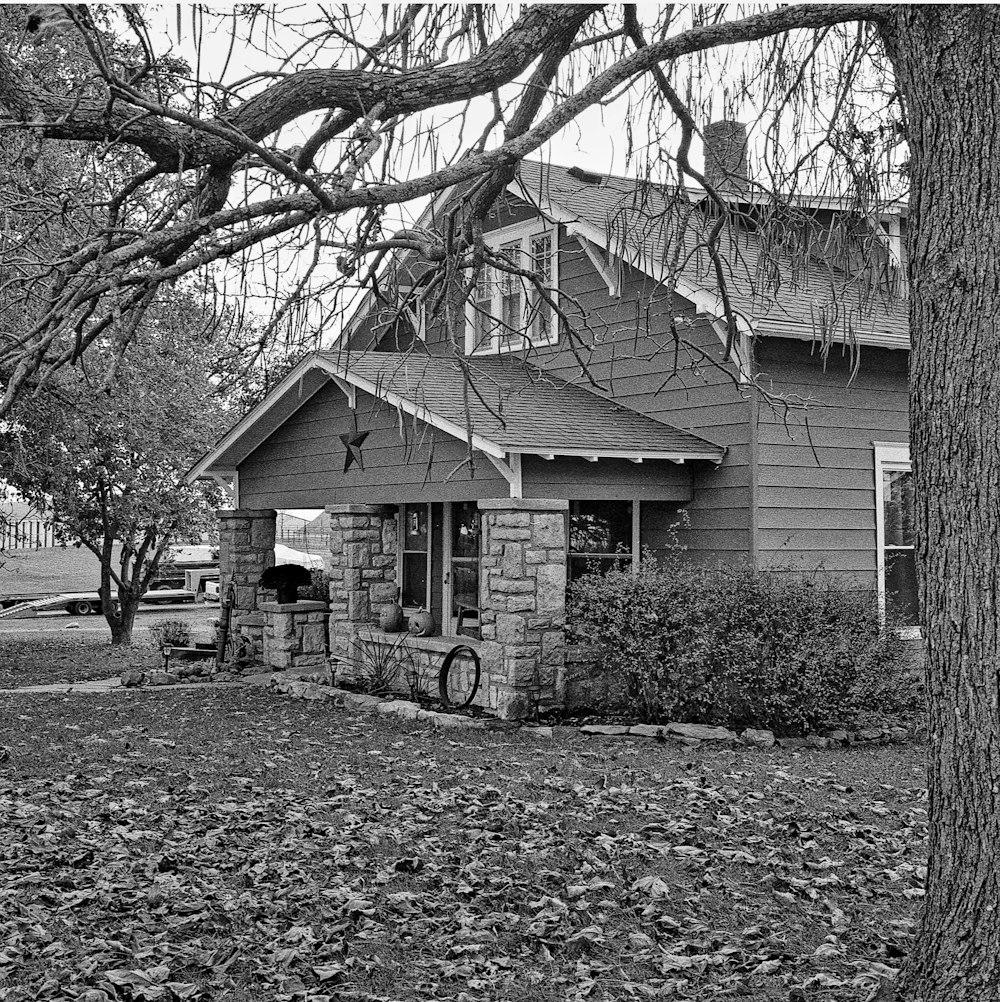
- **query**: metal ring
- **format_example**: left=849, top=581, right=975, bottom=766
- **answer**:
left=438, top=644, right=481, bottom=710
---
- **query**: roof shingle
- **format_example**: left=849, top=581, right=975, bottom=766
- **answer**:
left=320, top=351, right=724, bottom=461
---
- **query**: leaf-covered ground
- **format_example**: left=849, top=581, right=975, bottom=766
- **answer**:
left=0, top=612, right=215, bottom=689
left=0, top=687, right=926, bottom=1001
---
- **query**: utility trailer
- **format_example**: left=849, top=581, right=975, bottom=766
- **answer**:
left=0, top=570, right=219, bottom=619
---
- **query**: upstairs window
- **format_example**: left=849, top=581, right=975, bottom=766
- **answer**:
left=466, top=223, right=559, bottom=354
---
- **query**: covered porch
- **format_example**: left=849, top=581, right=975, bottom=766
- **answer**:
left=191, top=352, right=725, bottom=716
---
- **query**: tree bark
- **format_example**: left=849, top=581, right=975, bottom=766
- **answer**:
left=107, top=600, right=137, bottom=647
left=881, top=8, right=1000, bottom=1001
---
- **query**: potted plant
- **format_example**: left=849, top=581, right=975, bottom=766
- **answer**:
left=259, top=563, right=313, bottom=604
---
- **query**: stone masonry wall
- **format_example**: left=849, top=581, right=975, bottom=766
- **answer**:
left=478, top=499, right=568, bottom=718
left=326, top=505, right=398, bottom=681
left=218, top=508, right=276, bottom=624
left=261, top=600, right=328, bottom=670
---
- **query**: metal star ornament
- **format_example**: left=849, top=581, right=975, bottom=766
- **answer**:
left=340, top=430, right=369, bottom=472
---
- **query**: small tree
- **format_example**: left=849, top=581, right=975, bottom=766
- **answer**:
left=0, top=290, right=226, bottom=644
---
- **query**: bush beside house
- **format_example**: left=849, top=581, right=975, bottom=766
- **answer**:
left=569, top=557, right=919, bottom=735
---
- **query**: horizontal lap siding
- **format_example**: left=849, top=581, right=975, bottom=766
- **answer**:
left=238, top=383, right=508, bottom=509
left=528, top=230, right=751, bottom=562
left=754, top=338, right=909, bottom=583
left=522, top=455, right=692, bottom=501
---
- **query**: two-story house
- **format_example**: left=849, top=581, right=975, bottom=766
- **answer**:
left=191, top=139, right=910, bottom=716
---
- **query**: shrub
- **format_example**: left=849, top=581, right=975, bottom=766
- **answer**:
left=259, top=563, right=312, bottom=602
left=568, top=555, right=917, bottom=734
left=150, top=619, right=191, bottom=647
left=351, top=633, right=412, bottom=696
left=301, top=568, right=330, bottom=604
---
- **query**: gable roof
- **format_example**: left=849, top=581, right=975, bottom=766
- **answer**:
left=339, top=159, right=908, bottom=354
left=511, top=160, right=908, bottom=348
left=189, top=350, right=724, bottom=482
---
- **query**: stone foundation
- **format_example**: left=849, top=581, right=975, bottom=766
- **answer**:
left=261, top=600, right=329, bottom=670
left=343, top=628, right=483, bottom=706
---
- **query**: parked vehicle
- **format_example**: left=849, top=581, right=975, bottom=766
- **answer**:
left=0, top=544, right=219, bottom=616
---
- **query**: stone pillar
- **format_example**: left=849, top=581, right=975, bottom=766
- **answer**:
left=326, top=505, right=398, bottom=665
left=261, top=600, right=329, bottom=671
left=478, top=498, right=568, bottom=719
left=217, top=508, right=276, bottom=618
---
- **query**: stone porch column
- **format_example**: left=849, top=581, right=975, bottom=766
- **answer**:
left=478, top=499, right=568, bottom=719
left=326, top=504, right=398, bottom=663
left=217, top=508, right=276, bottom=618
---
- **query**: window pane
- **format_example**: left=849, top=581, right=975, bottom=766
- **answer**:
left=569, top=501, right=632, bottom=555
left=402, top=556, right=428, bottom=608
left=569, top=554, right=630, bottom=582
left=886, top=548, right=919, bottom=626
left=451, top=501, right=480, bottom=558
left=530, top=233, right=553, bottom=343
left=500, top=286, right=522, bottom=338
left=884, top=469, right=915, bottom=546
left=451, top=562, right=479, bottom=614
left=451, top=501, right=480, bottom=624
left=404, top=505, right=428, bottom=551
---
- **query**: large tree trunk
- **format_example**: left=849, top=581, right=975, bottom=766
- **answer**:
left=881, top=9, right=1000, bottom=1001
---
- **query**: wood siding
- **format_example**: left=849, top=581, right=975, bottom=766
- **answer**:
left=237, top=382, right=699, bottom=509
left=753, top=337, right=909, bottom=583
left=489, top=194, right=752, bottom=562
left=238, top=382, right=509, bottom=508
left=522, top=455, right=692, bottom=501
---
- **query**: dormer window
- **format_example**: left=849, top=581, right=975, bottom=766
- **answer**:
left=466, top=222, right=559, bottom=354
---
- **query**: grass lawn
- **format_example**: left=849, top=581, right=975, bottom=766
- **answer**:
left=0, top=686, right=926, bottom=1001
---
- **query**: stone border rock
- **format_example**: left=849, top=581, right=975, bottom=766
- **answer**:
left=577, top=722, right=918, bottom=749
left=267, top=676, right=919, bottom=748
left=121, top=666, right=242, bottom=688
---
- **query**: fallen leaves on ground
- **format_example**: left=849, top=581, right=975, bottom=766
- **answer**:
left=0, top=613, right=215, bottom=689
left=0, top=687, right=926, bottom=1001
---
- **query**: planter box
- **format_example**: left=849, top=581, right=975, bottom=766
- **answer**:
left=162, top=643, right=216, bottom=671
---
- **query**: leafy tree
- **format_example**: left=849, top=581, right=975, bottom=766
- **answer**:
left=0, top=289, right=226, bottom=644
left=1, top=4, right=999, bottom=998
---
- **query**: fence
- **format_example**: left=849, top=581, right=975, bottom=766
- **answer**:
left=277, top=529, right=330, bottom=553
left=1, top=519, right=55, bottom=550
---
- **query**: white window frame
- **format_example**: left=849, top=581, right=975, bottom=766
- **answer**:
left=402, top=302, right=426, bottom=342
left=873, top=442, right=921, bottom=638
left=464, top=219, right=560, bottom=355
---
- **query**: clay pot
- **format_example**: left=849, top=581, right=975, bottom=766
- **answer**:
left=408, top=609, right=436, bottom=637
left=380, top=603, right=406, bottom=632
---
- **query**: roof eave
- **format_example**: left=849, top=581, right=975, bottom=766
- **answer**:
left=186, top=353, right=325, bottom=483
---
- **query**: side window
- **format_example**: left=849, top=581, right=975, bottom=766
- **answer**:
left=568, top=500, right=633, bottom=581
left=875, top=444, right=919, bottom=627
left=882, top=468, right=919, bottom=625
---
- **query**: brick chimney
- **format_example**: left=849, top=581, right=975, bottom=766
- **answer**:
left=703, top=120, right=748, bottom=194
